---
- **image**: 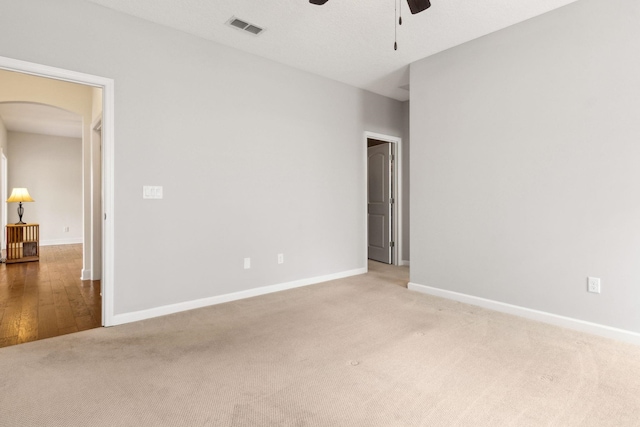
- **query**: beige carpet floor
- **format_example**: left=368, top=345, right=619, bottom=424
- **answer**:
left=1, top=262, right=640, bottom=426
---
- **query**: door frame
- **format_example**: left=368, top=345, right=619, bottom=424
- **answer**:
left=0, top=55, right=115, bottom=327
left=91, top=115, right=103, bottom=284
left=364, top=131, right=402, bottom=268
left=1, top=150, right=6, bottom=252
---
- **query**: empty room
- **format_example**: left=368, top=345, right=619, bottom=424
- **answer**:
left=1, top=0, right=640, bottom=425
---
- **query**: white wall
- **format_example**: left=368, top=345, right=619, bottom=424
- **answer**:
left=410, top=0, right=640, bottom=333
left=0, top=0, right=405, bottom=317
left=7, top=132, right=83, bottom=244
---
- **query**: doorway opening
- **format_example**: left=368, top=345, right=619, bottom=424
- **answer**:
left=0, top=56, right=115, bottom=339
left=365, top=131, right=403, bottom=267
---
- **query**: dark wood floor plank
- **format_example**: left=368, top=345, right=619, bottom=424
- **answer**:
left=0, top=305, right=21, bottom=339
left=76, top=314, right=98, bottom=331
left=66, top=284, right=92, bottom=318
left=0, top=244, right=101, bottom=348
left=38, top=305, right=59, bottom=339
left=38, top=281, right=54, bottom=307
left=54, top=290, right=77, bottom=331
left=79, top=281, right=101, bottom=319
left=0, top=336, right=17, bottom=347
left=58, top=325, right=79, bottom=336
left=17, top=300, right=39, bottom=343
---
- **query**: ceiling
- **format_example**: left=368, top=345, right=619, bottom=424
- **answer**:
left=86, top=0, right=580, bottom=101
left=0, top=102, right=82, bottom=138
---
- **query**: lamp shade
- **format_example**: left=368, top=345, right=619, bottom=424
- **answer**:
left=7, top=188, right=35, bottom=203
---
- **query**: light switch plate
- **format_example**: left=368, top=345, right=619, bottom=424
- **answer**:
left=143, top=186, right=163, bottom=199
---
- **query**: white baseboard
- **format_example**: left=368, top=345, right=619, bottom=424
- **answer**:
left=40, top=238, right=83, bottom=246
left=112, top=267, right=367, bottom=326
left=81, top=269, right=92, bottom=280
left=408, top=282, right=640, bottom=346
left=401, top=260, right=410, bottom=266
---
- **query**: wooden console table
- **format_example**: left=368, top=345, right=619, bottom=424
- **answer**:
left=6, top=223, right=39, bottom=263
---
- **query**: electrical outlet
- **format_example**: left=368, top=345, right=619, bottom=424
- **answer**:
left=243, top=258, right=251, bottom=269
left=277, top=253, right=284, bottom=264
left=587, top=277, right=601, bottom=294
left=63, top=226, right=70, bottom=232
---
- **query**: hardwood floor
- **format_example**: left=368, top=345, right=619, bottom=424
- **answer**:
left=0, top=244, right=101, bottom=348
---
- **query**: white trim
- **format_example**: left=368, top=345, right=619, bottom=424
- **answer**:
left=92, top=116, right=102, bottom=132
left=102, top=77, right=115, bottom=327
left=90, top=114, right=103, bottom=282
left=40, top=238, right=83, bottom=246
left=81, top=269, right=92, bottom=281
left=1, top=150, right=7, bottom=250
left=0, top=56, right=116, bottom=327
left=112, top=268, right=366, bottom=326
left=401, top=260, right=410, bottom=266
left=364, top=131, right=403, bottom=267
left=408, top=282, right=640, bottom=346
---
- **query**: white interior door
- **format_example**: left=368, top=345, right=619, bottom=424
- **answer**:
left=368, top=143, right=392, bottom=264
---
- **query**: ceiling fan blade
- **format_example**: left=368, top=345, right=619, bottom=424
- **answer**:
left=309, top=0, right=329, bottom=4
left=406, top=0, right=431, bottom=14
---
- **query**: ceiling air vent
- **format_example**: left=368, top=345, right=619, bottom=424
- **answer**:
left=226, top=17, right=265, bottom=36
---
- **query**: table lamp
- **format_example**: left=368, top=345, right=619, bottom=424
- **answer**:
left=7, top=188, right=35, bottom=224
